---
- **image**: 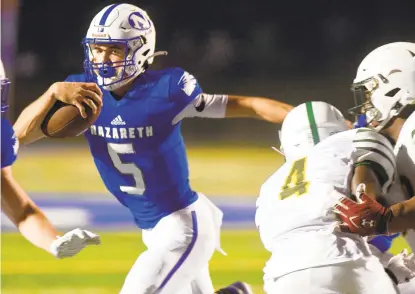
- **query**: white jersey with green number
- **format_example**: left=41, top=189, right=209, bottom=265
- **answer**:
left=255, top=128, right=397, bottom=279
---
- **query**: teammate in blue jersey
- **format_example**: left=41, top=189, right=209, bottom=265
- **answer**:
left=13, top=4, right=292, bottom=293
left=0, top=60, right=101, bottom=258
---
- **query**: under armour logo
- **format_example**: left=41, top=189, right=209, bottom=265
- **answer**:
left=361, top=219, right=375, bottom=228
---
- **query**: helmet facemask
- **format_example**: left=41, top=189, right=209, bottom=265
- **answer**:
left=1, top=77, right=10, bottom=113
left=0, top=59, right=10, bottom=113
left=349, top=71, right=414, bottom=131
left=82, top=36, right=149, bottom=91
left=349, top=74, right=384, bottom=128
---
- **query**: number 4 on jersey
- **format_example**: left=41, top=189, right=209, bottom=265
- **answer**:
left=279, top=157, right=309, bottom=200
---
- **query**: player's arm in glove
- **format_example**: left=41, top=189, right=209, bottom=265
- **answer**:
left=333, top=150, right=404, bottom=236
left=1, top=165, right=101, bottom=258
left=334, top=188, right=415, bottom=236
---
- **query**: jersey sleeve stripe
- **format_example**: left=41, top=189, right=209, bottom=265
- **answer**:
left=354, top=146, right=395, bottom=169
left=356, top=128, right=373, bottom=134
left=354, top=146, right=396, bottom=191
left=355, top=160, right=389, bottom=187
left=355, top=129, right=394, bottom=149
left=353, top=139, right=395, bottom=161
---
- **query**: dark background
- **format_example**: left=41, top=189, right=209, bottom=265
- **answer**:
left=3, top=0, right=415, bottom=144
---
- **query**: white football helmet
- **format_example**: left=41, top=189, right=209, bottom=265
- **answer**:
left=279, top=101, right=348, bottom=162
left=83, top=3, right=165, bottom=91
left=350, top=42, right=415, bottom=130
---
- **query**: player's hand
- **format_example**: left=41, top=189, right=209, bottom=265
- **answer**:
left=49, top=228, right=101, bottom=259
left=387, top=249, right=415, bottom=284
left=49, top=82, right=103, bottom=118
left=333, top=184, right=393, bottom=236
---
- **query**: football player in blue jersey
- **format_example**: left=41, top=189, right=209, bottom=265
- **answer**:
left=0, top=60, right=101, bottom=258
left=13, top=4, right=293, bottom=293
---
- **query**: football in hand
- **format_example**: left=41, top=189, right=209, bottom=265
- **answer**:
left=41, top=100, right=100, bottom=138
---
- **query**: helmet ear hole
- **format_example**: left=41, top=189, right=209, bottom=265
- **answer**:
left=385, top=87, right=400, bottom=97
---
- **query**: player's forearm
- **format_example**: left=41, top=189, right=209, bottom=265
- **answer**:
left=225, top=95, right=293, bottom=123
left=1, top=168, right=58, bottom=253
left=352, top=165, right=382, bottom=201
left=13, top=85, right=56, bottom=145
left=388, top=198, right=415, bottom=233
left=17, top=208, right=59, bottom=253
left=6, top=203, right=58, bottom=253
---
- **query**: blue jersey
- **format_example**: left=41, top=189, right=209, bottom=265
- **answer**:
left=1, top=117, right=18, bottom=168
left=66, top=68, right=201, bottom=229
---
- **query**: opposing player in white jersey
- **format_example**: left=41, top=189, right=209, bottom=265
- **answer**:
left=338, top=42, right=415, bottom=235
left=269, top=96, right=415, bottom=292
left=256, top=101, right=405, bottom=293
left=331, top=42, right=415, bottom=292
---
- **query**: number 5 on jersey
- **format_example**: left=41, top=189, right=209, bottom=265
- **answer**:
left=107, top=143, right=146, bottom=195
left=280, top=157, right=309, bottom=200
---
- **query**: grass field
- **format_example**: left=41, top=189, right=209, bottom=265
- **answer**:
left=3, top=144, right=412, bottom=293
left=1, top=231, right=267, bottom=293
left=5, top=145, right=276, bottom=293
left=1, top=231, right=410, bottom=294
left=12, top=143, right=282, bottom=197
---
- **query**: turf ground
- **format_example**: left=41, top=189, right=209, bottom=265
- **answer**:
left=1, top=231, right=410, bottom=294
left=2, top=143, right=412, bottom=293
left=11, top=143, right=281, bottom=197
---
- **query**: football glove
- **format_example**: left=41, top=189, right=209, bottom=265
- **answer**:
left=333, top=184, right=393, bottom=236
left=50, top=228, right=101, bottom=259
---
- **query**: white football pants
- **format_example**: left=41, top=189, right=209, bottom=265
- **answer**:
left=120, top=194, right=223, bottom=294
left=264, top=256, right=399, bottom=294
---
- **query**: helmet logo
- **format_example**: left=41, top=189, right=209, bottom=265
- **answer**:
left=128, top=12, right=151, bottom=31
